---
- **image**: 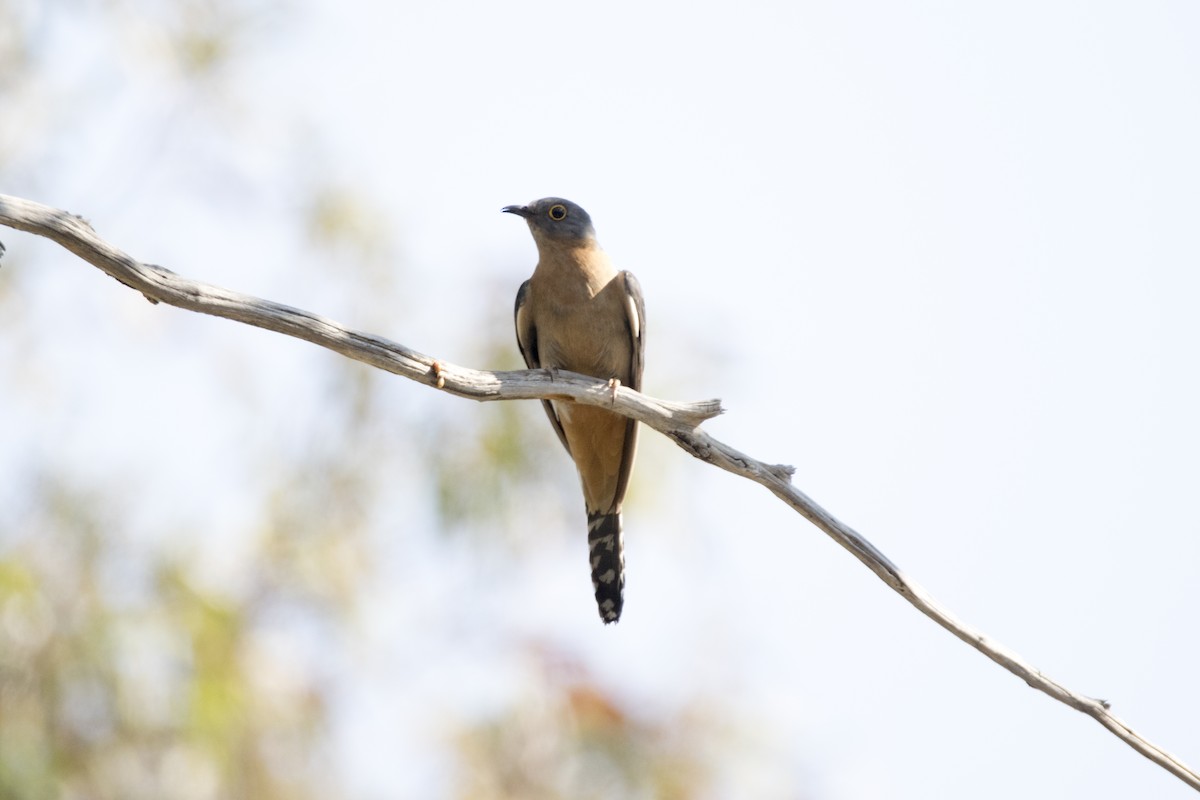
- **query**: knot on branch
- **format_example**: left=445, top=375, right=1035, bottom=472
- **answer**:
left=767, top=463, right=795, bottom=483
left=670, top=398, right=723, bottom=427
left=667, top=430, right=711, bottom=462
left=58, top=209, right=96, bottom=235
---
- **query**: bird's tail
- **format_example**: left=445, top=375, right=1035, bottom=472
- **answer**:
left=586, top=511, right=625, bottom=624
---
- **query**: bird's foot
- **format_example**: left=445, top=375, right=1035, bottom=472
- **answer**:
left=430, top=360, right=446, bottom=389
left=607, top=378, right=621, bottom=404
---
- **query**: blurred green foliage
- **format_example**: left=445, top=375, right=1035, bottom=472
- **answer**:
left=0, top=479, right=334, bottom=800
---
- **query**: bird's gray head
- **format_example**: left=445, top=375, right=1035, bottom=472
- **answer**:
left=502, top=197, right=596, bottom=243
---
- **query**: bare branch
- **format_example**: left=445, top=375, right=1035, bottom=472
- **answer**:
left=2, top=192, right=1197, bottom=792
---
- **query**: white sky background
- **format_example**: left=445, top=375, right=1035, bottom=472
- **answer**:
left=3, top=1, right=1200, bottom=798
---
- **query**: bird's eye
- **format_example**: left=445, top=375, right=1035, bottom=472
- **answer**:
left=548, top=204, right=567, bottom=221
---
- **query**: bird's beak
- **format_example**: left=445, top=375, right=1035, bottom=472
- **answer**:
left=502, top=204, right=531, bottom=218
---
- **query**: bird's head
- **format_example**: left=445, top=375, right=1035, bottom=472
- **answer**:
left=502, top=197, right=596, bottom=244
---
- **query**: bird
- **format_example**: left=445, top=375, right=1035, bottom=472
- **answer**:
left=505, top=197, right=645, bottom=624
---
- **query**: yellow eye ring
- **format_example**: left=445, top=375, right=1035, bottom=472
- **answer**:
left=548, top=204, right=567, bottom=221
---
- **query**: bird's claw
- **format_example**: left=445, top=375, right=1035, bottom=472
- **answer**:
left=607, top=378, right=621, bottom=403
left=431, top=360, right=446, bottom=389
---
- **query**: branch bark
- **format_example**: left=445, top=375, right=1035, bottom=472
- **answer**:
left=2, top=192, right=1197, bottom=792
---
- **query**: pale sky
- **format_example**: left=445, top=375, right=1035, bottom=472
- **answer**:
left=4, top=1, right=1200, bottom=798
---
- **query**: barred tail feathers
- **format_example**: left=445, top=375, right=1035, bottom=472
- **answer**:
left=586, top=511, right=625, bottom=624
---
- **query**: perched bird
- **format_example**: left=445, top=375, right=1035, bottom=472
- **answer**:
left=505, top=198, right=645, bottom=624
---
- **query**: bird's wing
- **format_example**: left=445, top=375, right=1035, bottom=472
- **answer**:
left=621, top=271, right=646, bottom=392
left=611, top=270, right=646, bottom=507
left=514, top=279, right=572, bottom=455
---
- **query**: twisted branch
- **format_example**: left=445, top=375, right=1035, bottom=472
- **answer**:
left=2, top=192, right=1196, bottom=792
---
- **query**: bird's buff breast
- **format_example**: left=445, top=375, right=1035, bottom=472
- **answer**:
left=537, top=298, right=629, bottom=380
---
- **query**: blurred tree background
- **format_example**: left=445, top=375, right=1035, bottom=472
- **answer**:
left=9, top=2, right=1200, bottom=798
left=0, top=2, right=763, bottom=798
